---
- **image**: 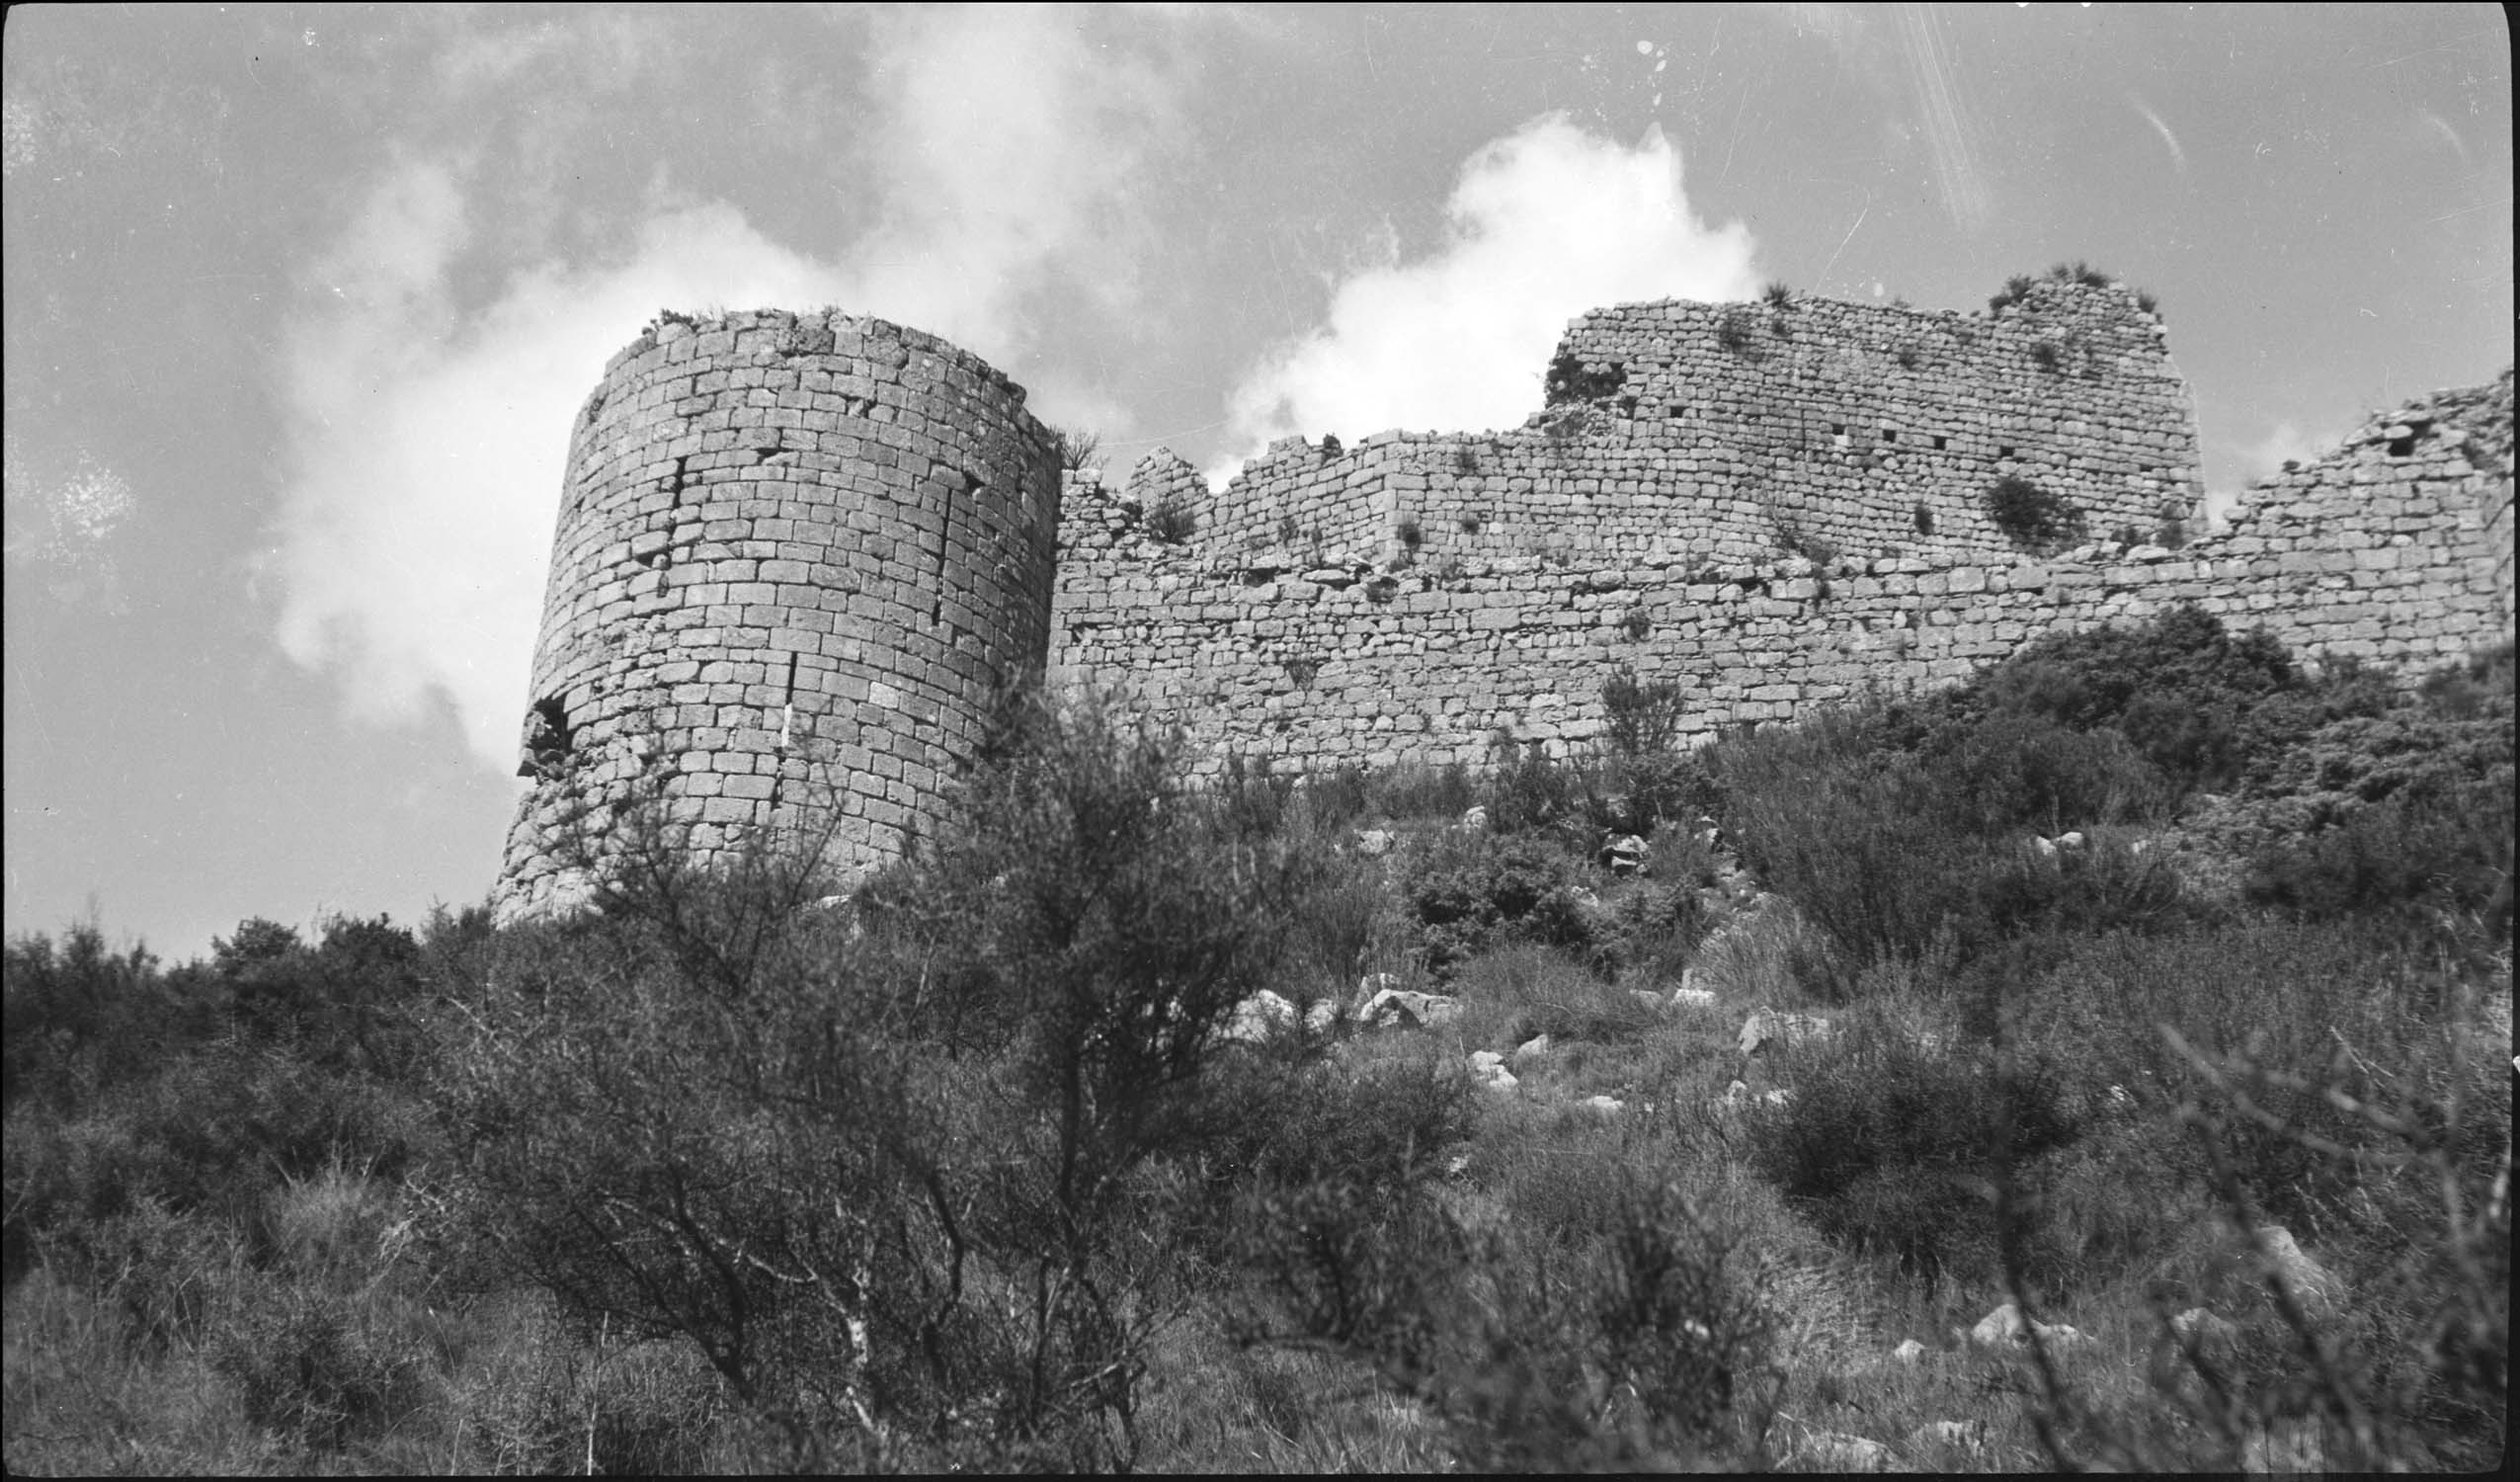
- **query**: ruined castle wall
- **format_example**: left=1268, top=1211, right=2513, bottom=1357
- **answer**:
left=495, top=310, right=1061, bottom=921
left=1185, top=278, right=2199, bottom=575
left=1048, top=372, right=2510, bottom=777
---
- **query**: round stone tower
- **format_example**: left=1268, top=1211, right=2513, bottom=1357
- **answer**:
left=494, top=309, right=1062, bottom=921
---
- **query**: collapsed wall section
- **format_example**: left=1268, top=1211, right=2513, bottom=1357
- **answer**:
left=1048, top=371, right=2509, bottom=776
left=495, top=310, right=1061, bottom=921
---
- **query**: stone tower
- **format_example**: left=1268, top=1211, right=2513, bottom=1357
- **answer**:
left=495, top=309, right=1062, bottom=921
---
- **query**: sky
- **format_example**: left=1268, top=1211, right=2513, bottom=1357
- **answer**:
left=4, top=4, right=2510, bottom=962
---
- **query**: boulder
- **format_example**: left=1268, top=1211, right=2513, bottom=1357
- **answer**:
left=1790, top=1431, right=1892, bottom=1472
left=1353, top=828, right=1395, bottom=859
left=2168, top=1307, right=2239, bottom=1365
left=1460, top=804, right=1489, bottom=831
left=1581, top=1094, right=1625, bottom=1114
left=2252, top=1225, right=2346, bottom=1323
left=1351, top=972, right=1402, bottom=1016
left=1602, top=834, right=1650, bottom=874
left=1739, top=1009, right=1834, bottom=1056
left=2055, top=830, right=2087, bottom=851
left=1510, top=1033, right=1552, bottom=1067
left=1303, top=998, right=1339, bottom=1033
left=1965, top=1302, right=2089, bottom=1353
left=1630, top=988, right=1671, bottom=1012
left=1909, top=1420, right=1988, bottom=1452
left=1358, top=986, right=1462, bottom=1030
left=1468, top=1050, right=1518, bottom=1092
left=1221, top=990, right=1297, bottom=1042
left=1670, top=986, right=1719, bottom=1011
left=2032, top=835, right=2061, bottom=860
left=1891, top=1338, right=1927, bottom=1365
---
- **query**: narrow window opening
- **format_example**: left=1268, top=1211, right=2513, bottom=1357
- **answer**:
left=1667, top=403, right=1687, bottom=420
left=519, top=698, right=574, bottom=780
left=2387, top=434, right=2415, bottom=457
left=1880, top=427, right=1897, bottom=444
left=1932, top=435, right=1948, bottom=451
left=1996, top=445, right=2015, bottom=459
left=777, top=654, right=798, bottom=750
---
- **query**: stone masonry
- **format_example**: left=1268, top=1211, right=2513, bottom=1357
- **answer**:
left=496, top=310, right=1060, bottom=921
left=494, top=285, right=2513, bottom=918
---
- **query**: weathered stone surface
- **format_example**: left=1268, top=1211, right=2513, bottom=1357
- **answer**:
left=500, top=290, right=2513, bottom=924
left=1510, top=1033, right=1552, bottom=1067
left=1965, top=1302, right=2090, bottom=1352
left=1891, top=1338, right=1927, bottom=1364
left=2168, top=1307, right=2240, bottom=1364
left=1909, top=1419, right=1988, bottom=1452
left=2251, top=1225, right=2347, bottom=1323
left=1468, top=1050, right=1517, bottom=1091
left=1359, top=987, right=1461, bottom=1030
left=1739, top=1009, right=1835, bottom=1056
left=1670, top=986, right=1719, bottom=1011
left=1790, top=1430, right=1893, bottom=1472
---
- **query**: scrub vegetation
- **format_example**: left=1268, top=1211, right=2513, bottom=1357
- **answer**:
left=6, top=609, right=2508, bottom=1472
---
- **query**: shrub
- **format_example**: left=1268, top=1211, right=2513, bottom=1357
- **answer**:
left=1989, top=274, right=2038, bottom=312
left=1237, top=1165, right=1781, bottom=1470
left=1983, top=473, right=2085, bottom=549
left=1543, top=350, right=1626, bottom=407
left=1402, top=832, right=1578, bottom=977
left=1715, top=308, right=1754, bottom=352
left=1745, top=1032, right=2080, bottom=1290
left=1599, top=666, right=1687, bottom=759
left=1484, top=739, right=1584, bottom=836
left=1760, top=280, right=1794, bottom=307
left=1147, top=495, right=1197, bottom=542
left=446, top=693, right=1327, bottom=1467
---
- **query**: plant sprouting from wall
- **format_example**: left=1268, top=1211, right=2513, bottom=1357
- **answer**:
left=1984, top=474, right=2086, bottom=551
left=1147, top=496, right=1197, bottom=544
left=1544, top=349, right=1628, bottom=408
left=1600, top=665, right=1688, bottom=758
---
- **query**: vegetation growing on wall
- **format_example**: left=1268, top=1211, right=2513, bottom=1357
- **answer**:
left=1984, top=474, right=2086, bottom=550
left=1543, top=349, right=1627, bottom=407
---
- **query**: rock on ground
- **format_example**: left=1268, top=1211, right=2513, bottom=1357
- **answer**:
left=1739, top=1009, right=1834, bottom=1056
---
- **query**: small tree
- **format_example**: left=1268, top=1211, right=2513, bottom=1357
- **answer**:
left=446, top=692, right=1323, bottom=1467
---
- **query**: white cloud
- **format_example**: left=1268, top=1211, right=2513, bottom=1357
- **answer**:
left=274, top=173, right=844, bottom=769
left=843, top=5, right=1183, bottom=366
left=271, top=11, right=1200, bottom=773
left=1216, top=116, right=1759, bottom=480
